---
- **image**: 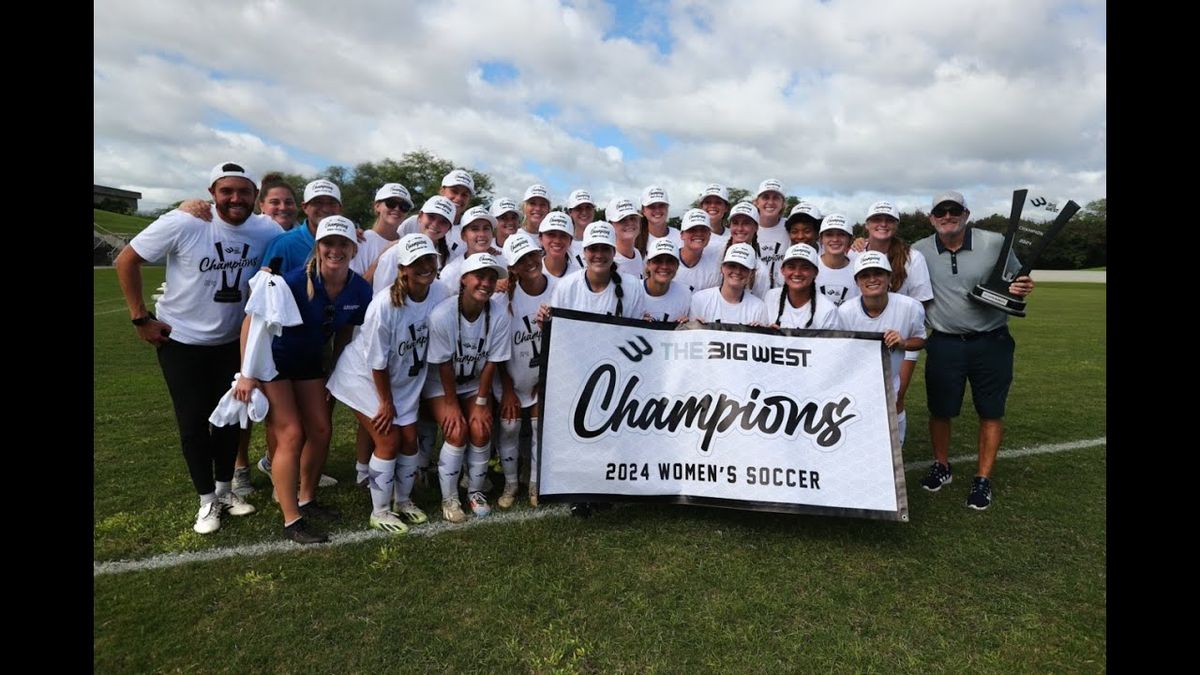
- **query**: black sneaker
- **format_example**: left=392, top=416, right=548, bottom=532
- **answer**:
left=300, top=500, right=342, bottom=521
left=283, top=518, right=328, bottom=545
left=919, top=462, right=953, bottom=492
left=966, top=477, right=993, bottom=510
left=570, top=502, right=592, bottom=519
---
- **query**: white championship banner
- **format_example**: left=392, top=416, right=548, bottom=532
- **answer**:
left=537, top=309, right=909, bottom=521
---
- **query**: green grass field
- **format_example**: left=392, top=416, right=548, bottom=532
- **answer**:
left=94, top=271, right=1106, bottom=672
left=94, top=208, right=154, bottom=235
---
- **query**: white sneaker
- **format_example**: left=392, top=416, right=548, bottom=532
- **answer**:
left=468, top=491, right=491, bottom=517
left=395, top=500, right=429, bottom=525
left=498, top=482, right=519, bottom=509
left=232, top=467, right=255, bottom=498
left=256, top=456, right=273, bottom=483
left=194, top=502, right=221, bottom=534
left=369, top=510, right=409, bottom=534
left=218, top=491, right=257, bottom=516
left=442, top=497, right=467, bottom=524
left=319, top=473, right=338, bottom=487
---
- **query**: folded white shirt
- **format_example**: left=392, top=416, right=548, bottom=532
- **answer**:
left=208, top=374, right=269, bottom=429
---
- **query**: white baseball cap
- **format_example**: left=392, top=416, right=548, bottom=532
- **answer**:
left=208, top=161, right=256, bottom=188
left=374, top=183, right=413, bottom=208
left=315, top=215, right=355, bottom=242
left=441, top=169, right=475, bottom=195
left=566, top=189, right=594, bottom=209
left=538, top=211, right=574, bottom=237
left=502, top=231, right=542, bottom=266
left=460, top=205, right=497, bottom=229
left=523, top=184, right=550, bottom=203
left=756, top=179, right=784, bottom=198
left=646, top=237, right=680, bottom=261
left=461, top=252, right=509, bottom=279
left=304, top=179, right=342, bottom=204
left=607, top=198, right=639, bottom=222
left=820, top=213, right=853, bottom=235
left=420, top=195, right=457, bottom=224
left=931, top=190, right=967, bottom=210
left=866, top=200, right=900, bottom=220
left=582, top=222, right=617, bottom=248
left=722, top=242, right=757, bottom=268
left=729, top=201, right=760, bottom=225
left=396, top=233, right=440, bottom=266
left=701, top=183, right=730, bottom=204
left=785, top=201, right=824, bottom=226
left=490, top=198, right=520, bottom=219
left=681, top=208, right=712, bottom=231
left=854, top=250, right=893, bottom=276
left=641, top=185, right=669, bottom=207
left=782, top=243, right=820, bottom=267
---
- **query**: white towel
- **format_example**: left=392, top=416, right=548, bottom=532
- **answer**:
left=208, top=374, right=270, bottom=429
left=241, top=269, right=304, bottom=381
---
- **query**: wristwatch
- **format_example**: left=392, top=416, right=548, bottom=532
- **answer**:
left=131, top=313, right=155, bottom=326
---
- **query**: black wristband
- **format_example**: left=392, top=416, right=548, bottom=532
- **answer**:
left=131, top=312, right=155, bottom=326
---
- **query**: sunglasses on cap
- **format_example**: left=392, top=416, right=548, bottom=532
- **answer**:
left=931, top=204, right=965, bottom=218
left=382, top=198, right=410, bottom=211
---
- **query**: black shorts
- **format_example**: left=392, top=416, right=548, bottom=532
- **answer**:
left=270, top=354, right=327, bottom=382
left=924, top=326, right=1015, bottom=419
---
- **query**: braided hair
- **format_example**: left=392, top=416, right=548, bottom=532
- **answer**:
left=775, top=283, right=818, bottom=328
left=610, top=262, right=625, bottom=317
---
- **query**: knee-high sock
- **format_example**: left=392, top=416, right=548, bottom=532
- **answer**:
left=393, top=453, right=419, bottom=504
left=368, top=455, right=397, bottom=515
left=467, top=444, right=491, bottom=493
left=528, top=417, right=541, bottom=486
left=498, top=419, right=521, bottom=486
left=437, top=443, right=465, bottom=499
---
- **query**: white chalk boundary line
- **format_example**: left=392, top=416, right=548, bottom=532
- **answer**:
left=95, top=436, right=1105, bottom=577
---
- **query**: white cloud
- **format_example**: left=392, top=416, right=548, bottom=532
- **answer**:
left=94, top=0, right=1105, bottom=219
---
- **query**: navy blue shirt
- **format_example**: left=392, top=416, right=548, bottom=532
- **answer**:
left=272, top=266, right=372, bottom=372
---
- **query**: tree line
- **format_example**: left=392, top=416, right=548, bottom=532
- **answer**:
left=110, top=150, right=1104, bottom=270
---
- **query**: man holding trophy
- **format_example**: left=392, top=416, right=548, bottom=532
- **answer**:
left=912, top=190, right=1036, bottom=511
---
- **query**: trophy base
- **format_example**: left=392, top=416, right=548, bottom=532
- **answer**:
left=212, top=289, right=243, bottom=303
left=969, top=285, right=1027, bottom=317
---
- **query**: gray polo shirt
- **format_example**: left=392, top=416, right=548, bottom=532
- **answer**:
left=912, top=228, right=1019, bottom=335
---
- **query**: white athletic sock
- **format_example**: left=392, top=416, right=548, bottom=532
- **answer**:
left=417, top=419, right=437, bottom=470
left=897, top=409, right=908, bottom=447
left=467, top=444, right=491, bottom=492
left=199, top=492, right=217, bottom=506
left=214, top=480, right=231, bottom=497
left=356, top=461, right=370, bottom=484
left=393, top=453, right=419, bottom=503
left=368, top=455, right=397, bottom=514
left=529, top=417, right=541, bottom=486
left=437, top=443, right=466, bottom=498
left=499, top=418, right=521, bottom=486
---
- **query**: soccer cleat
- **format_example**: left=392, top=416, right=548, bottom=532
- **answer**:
left=194, top=501, right=221, bottom=534
left=468, top=491, right=491, bottom=517
left=283, top=518, right=327, bottom=544
left=442, top=497, right=467, bottom=524
left=498, top=483, right=519, bottom=509
left=319, top=473, right=338, bottom=487
left=395, top=500, right=429, bottom=525
left=570, top=502, right=592, bottom=519
left=299, top=500, right=341, bottom=521
left=529, top=482, right=539, bottom=508
left=256, top=456, right=273, bottom=483
left=232, top=467, right=255, bottom=498
left=966, top=477, right=993, bottom=510
left=370, top=511, right=410, bottom=534
left=218, top=491, right=257, bottom=516
left=919, top=462, right=953, bottom=492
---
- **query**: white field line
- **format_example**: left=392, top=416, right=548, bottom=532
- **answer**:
left=94, top=306, right=132, bottom=316
left=95, top=436, right=1105, bottom=577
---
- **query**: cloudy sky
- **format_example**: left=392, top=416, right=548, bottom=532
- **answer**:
left=94, top=0, right=1105, bottom=221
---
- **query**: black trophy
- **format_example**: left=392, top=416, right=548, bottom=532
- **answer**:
left=969, top=188, right=1081, bottom=317
left=212, top=242, right=249, bottom=303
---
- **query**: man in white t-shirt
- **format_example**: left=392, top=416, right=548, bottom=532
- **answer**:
left=116, top=161, right=283, bottom=535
